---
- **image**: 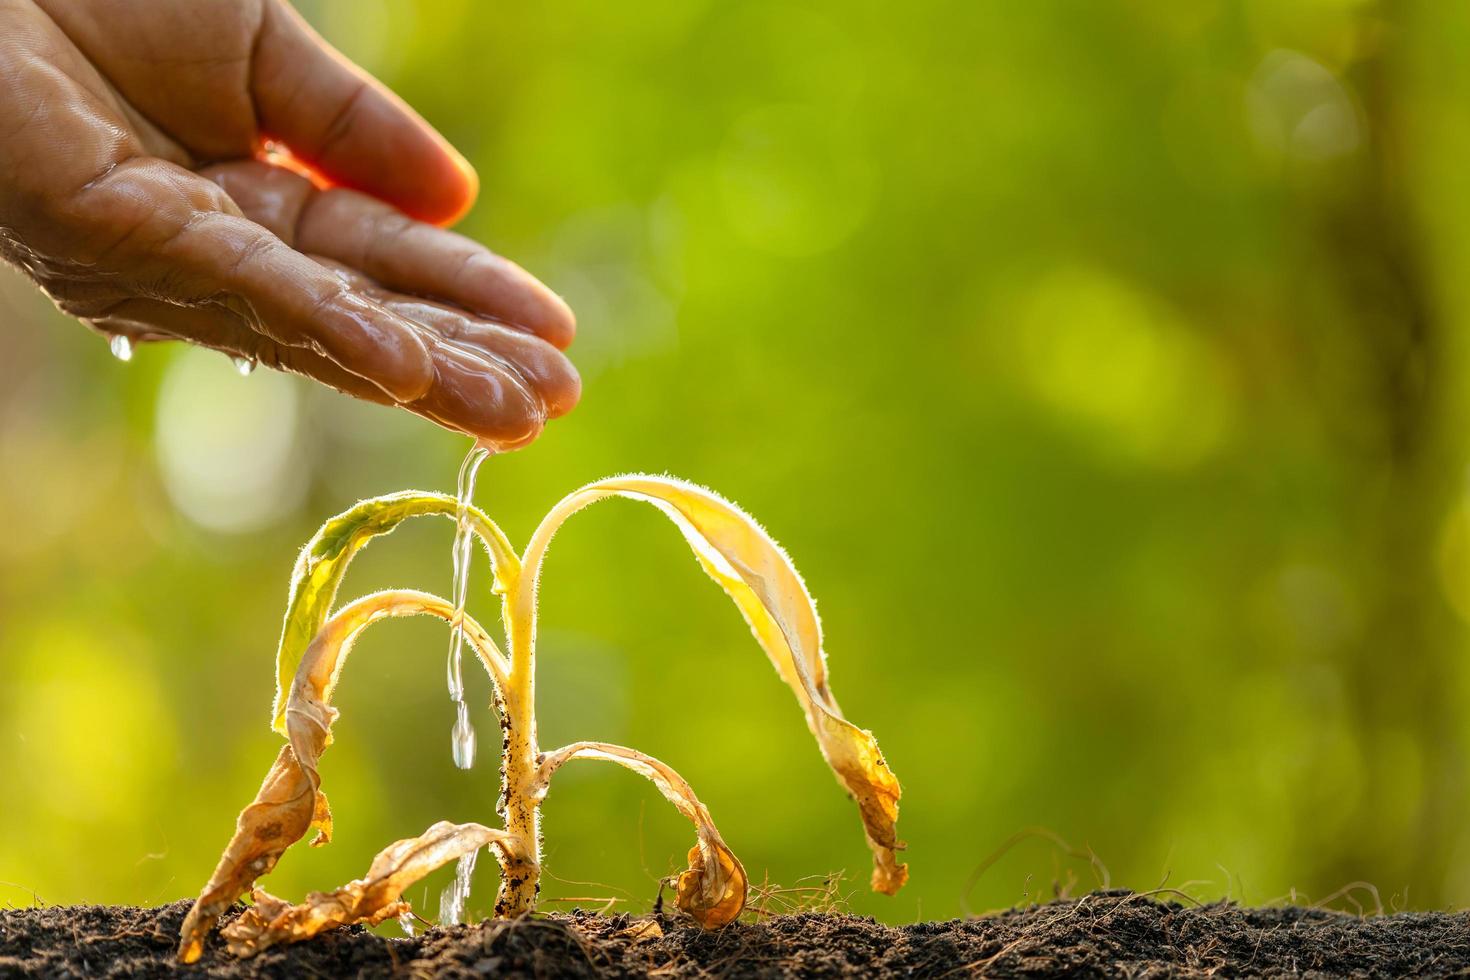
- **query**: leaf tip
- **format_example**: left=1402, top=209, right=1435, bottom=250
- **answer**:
left=676, top=842, right=747, bottom=928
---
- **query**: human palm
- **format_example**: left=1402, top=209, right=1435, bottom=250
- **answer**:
left=0, top=0, right=578, bottom=447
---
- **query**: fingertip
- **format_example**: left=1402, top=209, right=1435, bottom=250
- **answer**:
left=379, top=300, right=579, bottom=427
left=434, top=147, right=480, bottom=228
left=527, top=346, right=580, bottom=419
left=419, top=337, right=548, bottom=447
left=548, top=357, right=581, bottom=419
left=399, top=141, right=480, bottom=226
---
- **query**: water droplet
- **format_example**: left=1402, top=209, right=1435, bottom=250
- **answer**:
left=109, top=334, right=133, bottom=362
left=438, top=848, right=479, bottom=925
left=398, top=911, right=416, bottom=937
left=233, top=355, right=256, bottom=377
left=451, top=700, right=476, bottom=770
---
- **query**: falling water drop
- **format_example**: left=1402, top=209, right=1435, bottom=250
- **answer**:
left=451, top=700, right=476, bottom=769
left=232, top=355, right=256, bottom=377
left=447, top=445, right=491, bottom=770
left=109, top=334, right=133, bottom=362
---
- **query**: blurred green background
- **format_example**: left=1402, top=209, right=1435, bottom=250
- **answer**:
left=4, top=0, right=1470, bottom=926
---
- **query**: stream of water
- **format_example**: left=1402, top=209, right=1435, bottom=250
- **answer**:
left=438, top=848, right=479, bottom=926
left=447, top=445, right=491, bottom=770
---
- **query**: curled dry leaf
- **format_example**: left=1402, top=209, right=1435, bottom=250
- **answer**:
left=521, top=476, right=907, bottom=895
left=176, top=744, right=327, bottom=964
left=178, top=590, right=511, bottom=963
left=532, top=741, right=747, bottom=927
left=222, top=821, right=524, bottom=958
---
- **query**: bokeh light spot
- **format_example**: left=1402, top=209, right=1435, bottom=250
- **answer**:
left=1009, top=266, right=1234, bottom=467
left=1246, top=49, right=1362, bottom=163
left=154, top=349, right=307, bottom=533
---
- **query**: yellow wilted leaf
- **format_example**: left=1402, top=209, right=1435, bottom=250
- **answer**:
left=222, top=822, right=524, bottom=958
left=519, top=475, right=906, bottom=896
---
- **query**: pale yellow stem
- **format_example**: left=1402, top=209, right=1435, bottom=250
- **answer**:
left=495, top=561, right=540, bottom=916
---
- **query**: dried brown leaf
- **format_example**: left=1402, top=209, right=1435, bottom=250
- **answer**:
left=617, top=918, right=664, bottom=942
left=175, top=745, right=322, bottom=964
left=222, top=821, right=523, bottom=958
left=178, top=590, right=510, bottom=963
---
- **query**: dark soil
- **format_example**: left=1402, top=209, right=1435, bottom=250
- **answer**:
left=3, top=889, right=1469, bottom=978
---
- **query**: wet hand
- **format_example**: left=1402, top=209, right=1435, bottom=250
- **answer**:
left=0, top=0, right=578, bottom=448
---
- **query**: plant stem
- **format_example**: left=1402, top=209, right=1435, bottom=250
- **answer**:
left=495, top=577, right=541, bottom=916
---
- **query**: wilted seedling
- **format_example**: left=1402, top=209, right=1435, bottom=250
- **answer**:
left=178, top=475, right=906, bottom=962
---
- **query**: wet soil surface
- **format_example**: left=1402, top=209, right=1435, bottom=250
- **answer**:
left=3, top=889, right=1469, bottom=978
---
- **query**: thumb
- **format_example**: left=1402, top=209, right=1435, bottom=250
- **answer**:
left=251, top=0, right=479, bottom=227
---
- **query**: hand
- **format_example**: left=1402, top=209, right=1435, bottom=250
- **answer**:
left=0, top=0, right=578, bottom=448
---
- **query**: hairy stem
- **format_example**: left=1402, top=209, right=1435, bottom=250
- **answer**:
left=494, top=569, right=541, bottom=916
